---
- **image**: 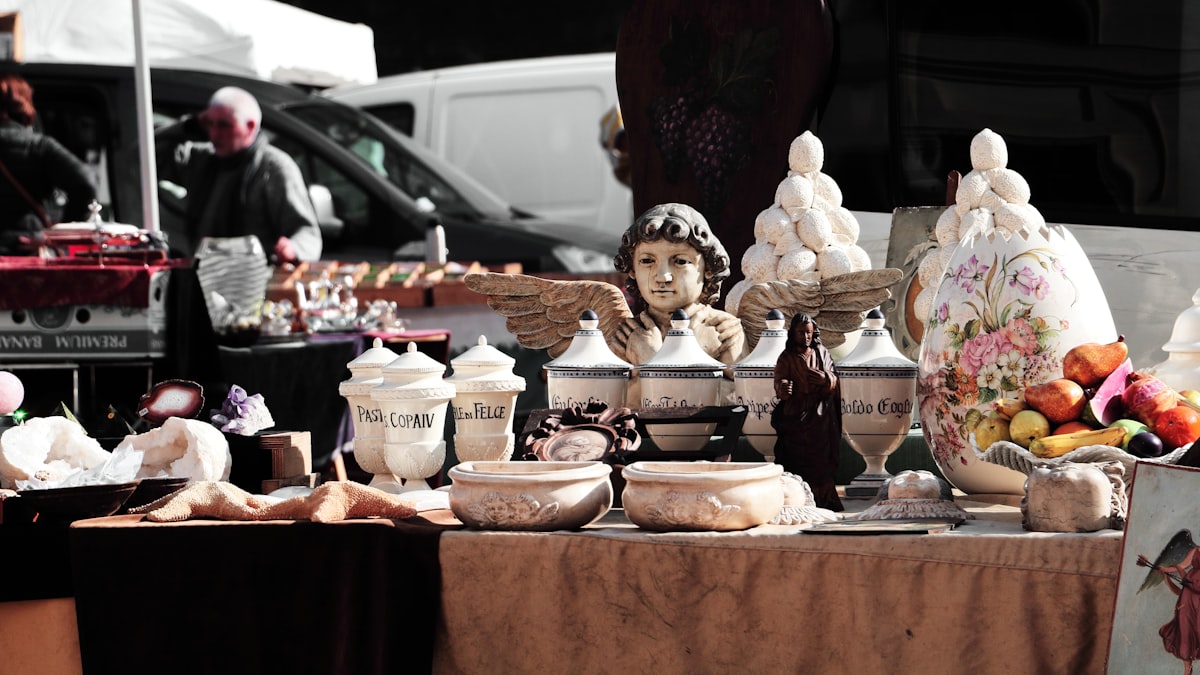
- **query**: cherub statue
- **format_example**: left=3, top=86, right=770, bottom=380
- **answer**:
left=464, top=202, right=902, bottom=366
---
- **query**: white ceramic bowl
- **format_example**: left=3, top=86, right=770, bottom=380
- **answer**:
left=447, top=461, right=613, bottom=531
left=620, top=461, right=784, bottom=532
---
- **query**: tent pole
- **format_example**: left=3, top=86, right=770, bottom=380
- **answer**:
left=131, top=0, right=160, bottom=233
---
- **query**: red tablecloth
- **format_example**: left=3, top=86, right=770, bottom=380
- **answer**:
left=0, top=257, right=186, bottom=310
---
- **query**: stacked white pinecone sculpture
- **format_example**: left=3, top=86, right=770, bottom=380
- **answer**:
left=726, top=130, right=872, bottom=316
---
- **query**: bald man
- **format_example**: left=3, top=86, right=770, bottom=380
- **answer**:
left=159, top=86, right=322, bottom=263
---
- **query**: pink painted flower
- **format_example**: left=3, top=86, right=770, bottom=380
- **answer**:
left=959, top=331, right=1013, bottom=378
left=999, top=317, right=1039, bottom=355
left=952, top=255, right=989, bottom=294
left=1008, top=265, right=1046, bottom=296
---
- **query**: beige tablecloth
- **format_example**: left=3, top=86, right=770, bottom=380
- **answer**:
left=434, top=499, right=1121, bottom=674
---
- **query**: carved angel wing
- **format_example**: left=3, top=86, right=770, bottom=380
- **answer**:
left=737, top=268, right=904, bottom=349
left=463, top=273, right=633, bottom=358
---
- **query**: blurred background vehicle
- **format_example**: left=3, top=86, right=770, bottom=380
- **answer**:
left=0, top=62, right=617, bottom=272
left=324, top=53, right=633, bottom=237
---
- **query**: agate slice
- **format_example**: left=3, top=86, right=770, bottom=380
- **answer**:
left=138, top=380, right=205, bottom=425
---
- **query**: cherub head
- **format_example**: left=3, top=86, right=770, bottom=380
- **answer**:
left=613, top=203, right=731, bottom=311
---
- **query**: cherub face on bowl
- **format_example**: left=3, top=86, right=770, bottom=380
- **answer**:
left=888, top=469, right=947, bottom=500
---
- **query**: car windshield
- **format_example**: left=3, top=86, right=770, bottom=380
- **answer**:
left=283, top=100, right=515, bottom=220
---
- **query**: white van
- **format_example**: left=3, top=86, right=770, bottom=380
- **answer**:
left=323, top=53, right=633, bottom=236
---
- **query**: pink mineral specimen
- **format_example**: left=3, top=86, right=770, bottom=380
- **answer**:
left=137, top=380, right=205, bottom=425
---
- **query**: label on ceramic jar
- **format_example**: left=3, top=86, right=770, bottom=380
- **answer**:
left=550, top=393, right=614, bottom=409
left=355, top=405, right=384, bottom=424
left=384, top=411, right=440, bottom=429
left=732, top=395, right=778, bottom=421
left=840, top=396, right=914, bottom=419
left=642, top=395, right=708, bottom=408
left=451, top=401, right=506, bottom=420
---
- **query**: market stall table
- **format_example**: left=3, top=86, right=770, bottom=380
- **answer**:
left=12, top=495, right=1122, bottom=674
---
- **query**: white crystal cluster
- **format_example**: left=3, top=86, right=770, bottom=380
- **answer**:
left=725, top=131, right=871, bottom=316
left=912, top=128, right=1048, bottom=322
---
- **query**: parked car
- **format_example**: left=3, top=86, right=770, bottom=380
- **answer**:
left=0, top=62, right=618, bottom=272
left=323, top=53, right=633, bottom=236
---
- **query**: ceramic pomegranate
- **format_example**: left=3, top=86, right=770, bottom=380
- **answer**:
left=1122, top=371, right=1176, bottom=426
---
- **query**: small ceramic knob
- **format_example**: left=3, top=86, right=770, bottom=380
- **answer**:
left=670, top=308, right=689, bottom=329
left=579, top=309, right=599, bottom=331
left=765, top=309, right=785, bottom=331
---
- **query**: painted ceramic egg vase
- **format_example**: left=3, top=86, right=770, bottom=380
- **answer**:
left=916, top=225, right=1117, bottom=494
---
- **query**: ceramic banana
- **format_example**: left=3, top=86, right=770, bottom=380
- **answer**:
left=1028, top=426, right=1126, bottom=459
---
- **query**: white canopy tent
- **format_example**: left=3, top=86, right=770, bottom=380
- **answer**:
left=0, top=0, right=377, bottom=87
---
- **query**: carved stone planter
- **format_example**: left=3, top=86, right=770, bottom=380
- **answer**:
left=447, top=460, right=613, bottom=531
left=620, top=461, right=784, bottom=531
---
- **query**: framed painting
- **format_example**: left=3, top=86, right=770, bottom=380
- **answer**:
left=1108, top=462, right=1200, bottom=674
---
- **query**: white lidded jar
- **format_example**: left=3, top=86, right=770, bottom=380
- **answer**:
left=1147, top=288, right=1200, bottom=394
left=838, top=309, right=918, bottom=497
left=543, top=310, right=633, bottom=409
left=731, top=309, right=787, bottom=460
left=370, top=341, right=456, bottom=493
left=338, top=337, right=402, bottom=492
left=638, top=309, right=727, bottom=451
left=445, top=335, right=526, bottom=462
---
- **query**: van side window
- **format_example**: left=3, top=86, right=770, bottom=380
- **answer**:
left=363, top=103, right=415, bottom=137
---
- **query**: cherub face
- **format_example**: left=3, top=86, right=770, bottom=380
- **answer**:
left=633, top=240, right=706, bottom=314
left=888, top=470, right=942, bottom=500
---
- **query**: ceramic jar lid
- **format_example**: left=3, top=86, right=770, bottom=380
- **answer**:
left=639, top=309, right=726, bottom=371
left=1162, top=288, right=1200, bottom=353
left=545, top=310, right=634, bottom=371
left=838, top=309, right=918, bottom=370
left=339, top=337, right=400, bottom=395
left=447, top=335, right=527, bottom=393
left=373, top=342, right=456, bottom=400
left=734, top=309, right=788, bottom=371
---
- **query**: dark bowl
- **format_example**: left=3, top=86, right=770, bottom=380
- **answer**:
left=15, top=481, right=140, bottom=525
left=122, top=476, right=189, bottom=512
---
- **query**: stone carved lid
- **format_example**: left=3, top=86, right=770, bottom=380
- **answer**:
left=734, top=309, right=787, bottom=371
left=639, top=309, right=726, bottom=371
left=373, top=342, right=456, bottom=400
left=1162, top=288, right=1200, bottom=353
left=447, top=335, right=526, bottom=393
left=838, top=309, right=917, bottom=370
left=340, top=337, right=400, bottom=394
left=545, top=310, right=633, bottom=371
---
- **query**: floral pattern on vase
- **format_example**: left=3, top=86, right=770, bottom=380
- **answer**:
left=917, top=227, right=1116, bottom=495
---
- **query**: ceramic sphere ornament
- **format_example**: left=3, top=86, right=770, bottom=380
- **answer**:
left=916, top=129, right=1117, bottom=495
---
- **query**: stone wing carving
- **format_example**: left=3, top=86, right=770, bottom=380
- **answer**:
left=738, top=268, right=904, bottom=349
left=463, top=273, right=633, bottom=358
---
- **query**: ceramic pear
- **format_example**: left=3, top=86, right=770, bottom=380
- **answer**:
left=1062, top=335, right=1128, bottom=387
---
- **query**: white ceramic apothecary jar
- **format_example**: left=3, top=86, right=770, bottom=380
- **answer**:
left=1147, top=288, right=1200, bottom=393
left=370, top=342, right=456, bottom=492
left=338, top=337, right=402, bottom=492
left=445, top=335, right=526, bottom=462
left=544, top=310, right=633, bottom=409
left=732, top=309, right=787, bottom=460
left=638, top=309, right=727, bottom=451
left=838, top=309, right=918, bottom=497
